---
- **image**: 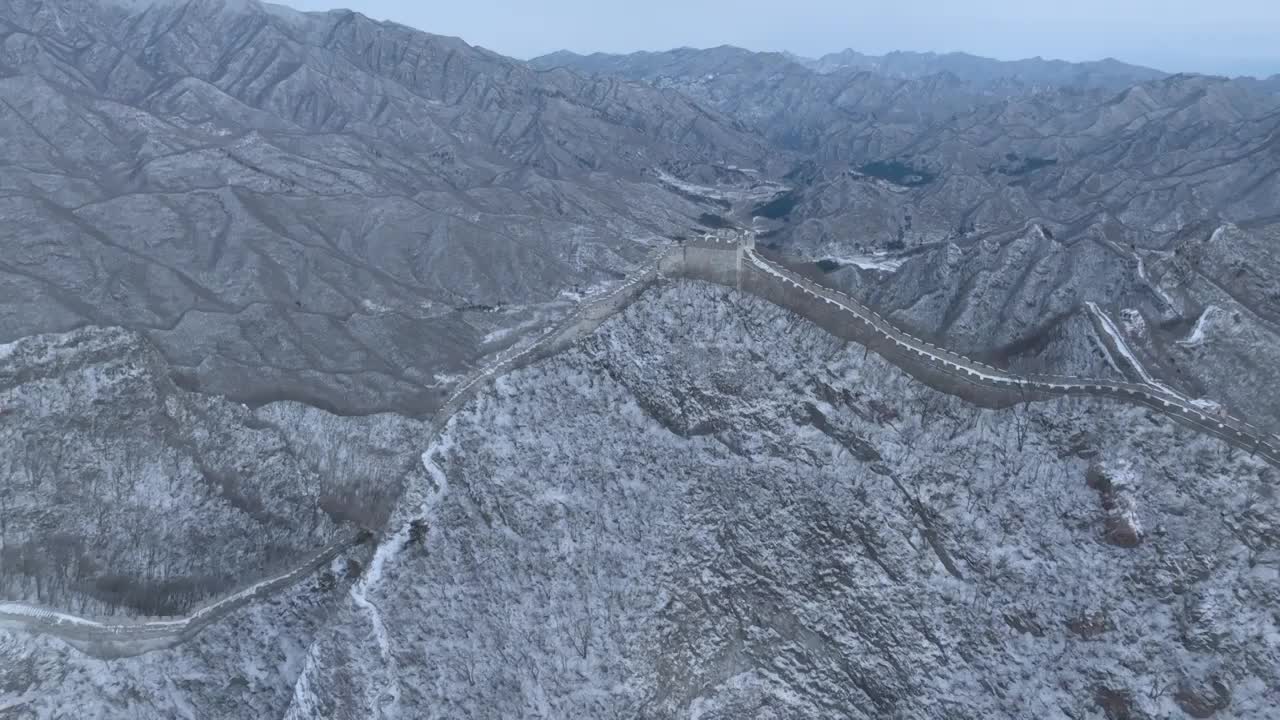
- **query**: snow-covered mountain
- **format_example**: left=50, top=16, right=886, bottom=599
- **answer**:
left=8, top=280, right=1277, bottom=719
left=533, top=46, right=1280, bottom=431
left=2, top=1, right=1280, bottom=718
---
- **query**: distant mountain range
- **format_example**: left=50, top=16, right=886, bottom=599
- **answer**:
left=796, top=49, right=1168, bottom=88
left=531, top=43, right=1280, bottom=430
left=537, top=44, right=1278, bottom=90
left=534, top=45, right=1172, bottom=96
left=0, top=0, right=780, bottom=415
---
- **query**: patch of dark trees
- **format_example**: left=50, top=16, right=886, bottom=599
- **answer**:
left=751, top=191, right=800, bottom=220
left=858, top=160, right=937, bottom=187
left=783, top=160, right=821, bottom=185
left=697, top=213, right=733, bottom=229
left=1, top=541, right=229, bottom=616
left=996, top=153, right=1058, bottom=176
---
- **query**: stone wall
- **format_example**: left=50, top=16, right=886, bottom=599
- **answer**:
left=677, top=235, right=744, bottom=289
left=665, top=237, right=1280, bottom=464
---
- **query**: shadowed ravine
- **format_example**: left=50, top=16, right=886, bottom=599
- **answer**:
left=4, top=233, right=1277, bottom=656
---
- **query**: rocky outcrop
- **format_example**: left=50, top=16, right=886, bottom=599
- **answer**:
left=1086, top=461, right=1145, bottom=548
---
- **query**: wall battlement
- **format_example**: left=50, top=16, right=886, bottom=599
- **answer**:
left=679, top=230, right=756, bottom=289
left=684, top=229, right=756, bottom=250
left=669, top=242, right=1280, bottom=466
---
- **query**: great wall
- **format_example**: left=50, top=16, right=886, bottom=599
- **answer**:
left=5, top=230, right=1278, bottom=657
left=672, top=231, right=1280, bottom=465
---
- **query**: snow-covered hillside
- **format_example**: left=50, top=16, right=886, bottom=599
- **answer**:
left=281, top=281, right=1279, bottom=719
left=0, top=327, right=421, bottom=617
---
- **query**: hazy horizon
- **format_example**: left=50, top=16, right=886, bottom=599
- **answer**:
left=280, top=0, right=1280, bottom=78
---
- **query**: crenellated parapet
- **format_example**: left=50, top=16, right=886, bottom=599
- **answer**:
left=678, top=230, right=756, bottom=288
left=684, top=228, right=754, bottom=249
left=666, top=239, right=1280, bottom=465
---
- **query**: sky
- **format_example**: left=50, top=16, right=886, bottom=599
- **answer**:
left=282, top=0, right=1280, bottom=77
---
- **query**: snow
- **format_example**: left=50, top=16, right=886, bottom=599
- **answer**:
left=345, top=431, right=454, bottom=715
left=482, top=314, right=546, bottom=345
left=558, top=279, right=613, bottom=302
left=350, top=558, right=395, bottom=657
left=480, top=326, right=516, bottom=344
left=748, top=251, right=1026, bottom=385
left=1190, top=397, right=1224, bottom=414
left=822, top=253, right=908, bottom=272
left=348, top=534, right=407, bottom=712
left=430, top=371, right=467, bottom=387
left=653, top=170, right=784, bottom=203
left=358, top=298, right=393, bottom=314
left=260, top=0, right=309, bottom=22
left=1119, top=307, right=1147, bottom=337
left=0, top=602, right=103, bottom=628
left=283, top=655, right=324, bottom=720
left=1134, top=253, right=1177, bottom=308
left=0, top=534, right=353, bottom=642
left=1091, top=328, right=1124, bottom=376
left=6, top=240, right=1278, bottom=719
left=278, top=279, right=1280, bottom=718
left=1177, top=305, right=1220, bottom=347
left=1085, top=302, right=1167, bottom=391
left=420, top=432, right=453, bottom=500
left=0, top=692, right=37, bottom=713
left=744, top=251, right=1273, bottom=457
left=7, top=271, right=1280, bottom=718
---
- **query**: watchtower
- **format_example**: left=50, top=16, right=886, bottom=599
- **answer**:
left=680, top=229, right=755, bottom=289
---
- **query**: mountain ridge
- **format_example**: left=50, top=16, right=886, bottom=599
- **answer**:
left=533, top=44, right=1172, bottom=92
left=0, top=0, right=783, bottom=415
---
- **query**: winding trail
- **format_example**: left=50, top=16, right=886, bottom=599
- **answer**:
left=0, top=534, right=364, bottom=657
left=5, top=234, right=1278, bottom=656
left=343, top=433, right=454, bottom=716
